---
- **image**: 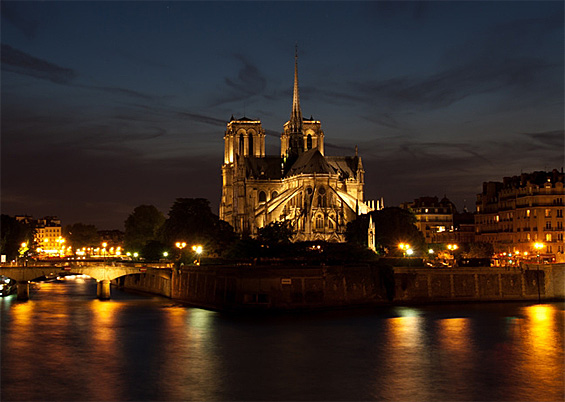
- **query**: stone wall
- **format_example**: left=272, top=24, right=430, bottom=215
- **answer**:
left=116, top=263, right=564, bottom=311
left=115, top=273, right=172, bottom=298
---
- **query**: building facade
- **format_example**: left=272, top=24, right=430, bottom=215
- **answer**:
left=220, top=53, right=374, bottom=242
left=475, top=170, right=565, bottom=261
left=16, top=215, right=65, bottom=256
left=400, top=196, right=455, bottom=243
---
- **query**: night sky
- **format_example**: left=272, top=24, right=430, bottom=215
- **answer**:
left=2, top=1, right=563, bottom=230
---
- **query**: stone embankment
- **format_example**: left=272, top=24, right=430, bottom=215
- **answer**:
left=115, top=263, right=564, bottom=311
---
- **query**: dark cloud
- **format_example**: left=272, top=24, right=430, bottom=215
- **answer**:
left=1, top=3, right=39, bottom=40
left=225, top=54, right=267, bottom=95
left=522, top=130, right=565, bottom=149
left=1, top=43, right=77, bottom=84
left=78, top=84, right=160, bottom=102
left=209, top=54, right=268, bottom=107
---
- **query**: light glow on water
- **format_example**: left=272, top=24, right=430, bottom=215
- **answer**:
left=1, top=280, right=563, bottom=401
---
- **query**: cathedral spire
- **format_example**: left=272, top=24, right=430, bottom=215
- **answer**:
left=290, top=45, right=303, bottom=134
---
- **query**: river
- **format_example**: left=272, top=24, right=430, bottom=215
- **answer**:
left=1, top=277, right=563, bottom=401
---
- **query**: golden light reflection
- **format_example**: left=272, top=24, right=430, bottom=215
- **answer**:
left=11, top=301, right=34, bottom=328
left=380, top=314, right=430, bottom=401
left=438, top=318, right=470, bottom=353
left=157, top=307, right=218, bottom=401
left=516, top=304, right=562, bottom=400
left=91, top=300, right=121, bottom=343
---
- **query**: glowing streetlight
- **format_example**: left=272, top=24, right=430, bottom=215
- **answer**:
left=192, top=245, right=203, bottom=265
left=398, top=243, right=411, bottom=257
left=447, top=244, right=458, bottom=251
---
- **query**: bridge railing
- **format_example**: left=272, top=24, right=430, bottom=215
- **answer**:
left=0, top=260, right=174, bottom=269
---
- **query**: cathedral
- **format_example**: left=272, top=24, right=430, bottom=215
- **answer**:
left=220, top=51, right=376, bottom=242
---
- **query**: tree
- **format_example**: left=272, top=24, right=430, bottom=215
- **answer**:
left=346, top=207, right=425, bottom=255
left=257, top=220, right=293, bottom=245
left=0, top=215, right=34, bottom=260
left=462, top=242, right=494, bottom=259
left=160, top=198, right=235, bottom=257
left=141, top=240, right=169, bottom=261
left=64, top=223, right=100, bottom=250
left=124, top=205, right=165, bottom=252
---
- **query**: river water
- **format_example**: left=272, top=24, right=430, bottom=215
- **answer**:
left=1, top=277, right=563, bottom=402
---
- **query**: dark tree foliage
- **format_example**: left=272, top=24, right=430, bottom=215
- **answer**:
left=160, top=198, right=236, bottom=257
left=141, top=240, right=169, bottom=261
left=0, top=215, right=34, bottom=259
left=257, top=220, right=293, bottom=245
left=346, top=207, right=425, bottom=256
left=461, top=242, right=494, bottom=259
left=124, top=205, right=165, bottom=252
left=64, top=223, right=100, bottom=250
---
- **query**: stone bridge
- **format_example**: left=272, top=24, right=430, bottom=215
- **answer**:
left=0, top=262, right=173, bottom=301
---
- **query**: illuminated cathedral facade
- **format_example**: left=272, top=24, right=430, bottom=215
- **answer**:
left=220, top=52, right=376, bottom=242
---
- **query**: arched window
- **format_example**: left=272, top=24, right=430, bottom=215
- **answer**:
left=248, top=135, right=253, bottom=156
left=271, top=191, right=278, bottom=200
left=258, top=191, right=266, bottom=203
left=316, top=215, right=324, bottom=229
left=318, top=187, right=327, bottom=207
left=307, top=134, right=312, bottom=150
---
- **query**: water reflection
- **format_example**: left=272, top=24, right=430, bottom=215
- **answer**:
left=1, top=280, right=563, bottom=402
left=515, top=304, right=564, bottom=402
left=380, top=311, right=432, bottom=401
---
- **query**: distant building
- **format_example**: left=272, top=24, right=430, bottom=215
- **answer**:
left=220, top=50, right=376, bottom=242
left=19, top=216, right=66, bottom=256
left=475, top=169, right=565, bottom=260
left=400, top=196, right=455, bottom=243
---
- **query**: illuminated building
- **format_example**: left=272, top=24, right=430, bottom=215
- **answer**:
left=33, top=216, right=65, bottom=256
left=475, top=170, right=565, bottom=261
left=220, top=50, right=376, bottom=241
left=400, top=196, right=456, bottom=243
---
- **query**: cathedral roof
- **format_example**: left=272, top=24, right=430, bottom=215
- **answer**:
left=244, top=156, right=283, bottom=180
left=325, top=156, right=360, bottom=180
left=286, top=149, right=335, bottom=176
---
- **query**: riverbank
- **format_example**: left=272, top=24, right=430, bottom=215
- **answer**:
left=115, top=263, right=565, bottom=311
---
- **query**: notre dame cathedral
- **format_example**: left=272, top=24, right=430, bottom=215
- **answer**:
left=220, top=51, right=377, bottom=242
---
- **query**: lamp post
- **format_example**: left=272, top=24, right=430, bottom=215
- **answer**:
left=533, top=242, right=545, bottom=302
left=192, top=245, right=203, bottom=265
left=175, top=242, right=186, bottom=265
left=398, top=243, right=411, bottom=258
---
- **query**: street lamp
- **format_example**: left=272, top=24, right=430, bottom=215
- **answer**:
left=533, top=242, right=545, bottom=302
left=398, top=243, right=411, bottom=257
left=175, top=242, right=187, bottom=265
left=192, top=245, right=203, bottom=265
left=534, top=242, right=544, bottom=263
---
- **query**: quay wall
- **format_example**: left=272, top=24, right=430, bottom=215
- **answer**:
left=116, top=263, right=564, bottom=311
left=116, top=273, right=172, bottom=298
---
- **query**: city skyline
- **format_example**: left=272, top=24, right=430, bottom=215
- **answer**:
left=2, top=1, right=563, bottom=229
